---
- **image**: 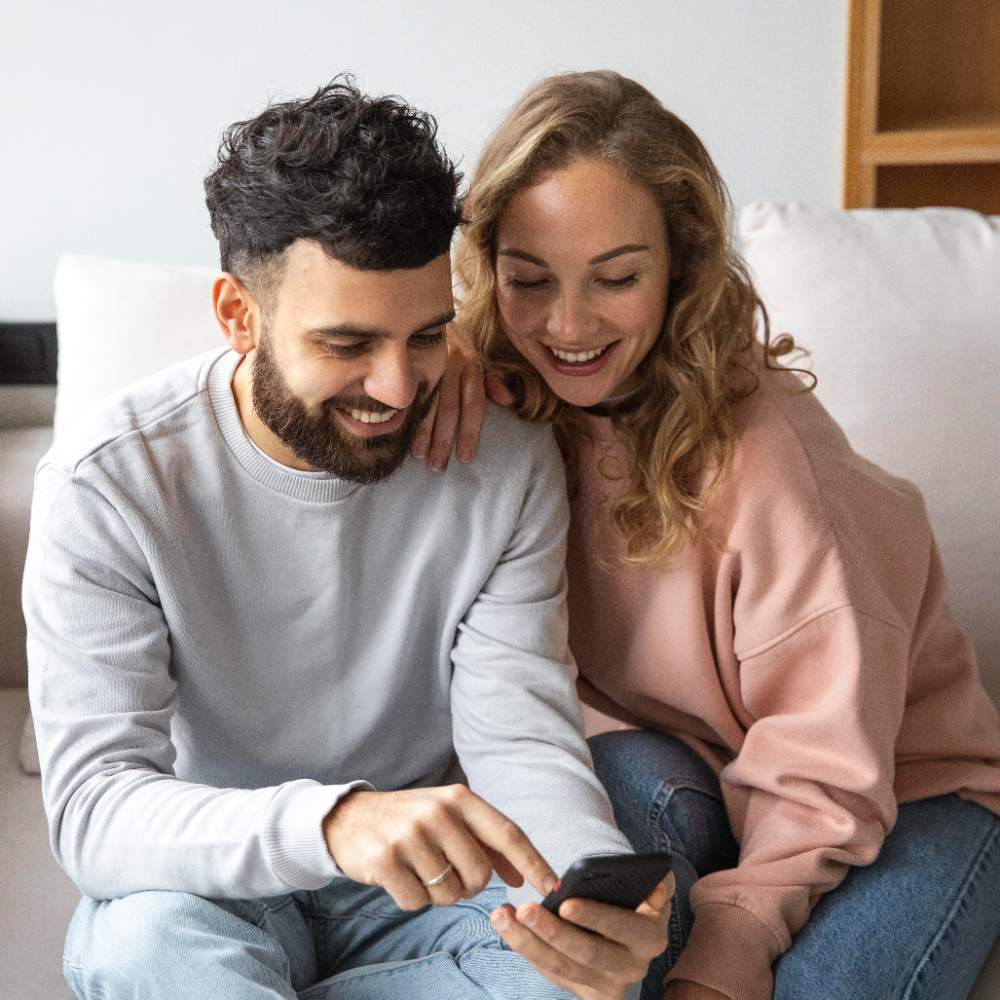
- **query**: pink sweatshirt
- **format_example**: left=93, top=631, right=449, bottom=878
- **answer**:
left=567, top=363, right=1000, bottom=1000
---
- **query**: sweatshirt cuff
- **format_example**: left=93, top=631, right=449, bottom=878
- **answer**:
left=664, top=902, right=785, bottom=1000
left=263, top=779, right=373, bottom=888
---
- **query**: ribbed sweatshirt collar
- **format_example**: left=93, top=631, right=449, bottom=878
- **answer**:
left=207, top=349, right=361, bottom=504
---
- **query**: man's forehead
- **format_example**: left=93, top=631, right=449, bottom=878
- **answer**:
left=279, top=240, right=453, bottom=333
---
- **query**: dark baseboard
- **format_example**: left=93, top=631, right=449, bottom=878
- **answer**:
left=0, top=323, right=57, bottom=384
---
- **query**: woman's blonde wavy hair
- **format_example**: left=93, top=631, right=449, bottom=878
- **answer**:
left=455, top=70, right=806, bottom=568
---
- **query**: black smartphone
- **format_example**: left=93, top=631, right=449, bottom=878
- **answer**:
left=541, top=851, right=673, bottom=918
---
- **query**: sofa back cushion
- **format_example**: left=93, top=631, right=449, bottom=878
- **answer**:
left=740, top=203, right=1000, bottom=706
left=53, top=254, right=219, bottom=440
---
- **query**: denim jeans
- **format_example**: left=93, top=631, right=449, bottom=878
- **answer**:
left=589, top=729, right=1000, bottom=1000
left=63, top=875, right=618, bottom=999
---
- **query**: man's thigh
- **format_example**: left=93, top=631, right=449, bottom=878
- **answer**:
left=63, top=888, right=312, bottom=1000
left=773, top=794, right=1000, bottom=1000
left=64, top=879, right=581, bottom=1000
left=302, top=877, right=578, bottom=999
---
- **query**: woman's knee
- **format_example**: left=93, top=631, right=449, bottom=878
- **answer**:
left=588, top=730, right=736, bottom=873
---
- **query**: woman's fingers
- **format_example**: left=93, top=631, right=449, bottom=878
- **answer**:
left=411, top=333, right=490, bottom=471
left=454, top=358, right=486, bottom=463
left=485, top=371, right=515, bottom=406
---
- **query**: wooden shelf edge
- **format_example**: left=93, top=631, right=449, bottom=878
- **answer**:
left=861, top=126, right=1000, bottom=165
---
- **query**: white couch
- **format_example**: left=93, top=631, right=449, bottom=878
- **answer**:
left=2, top=203, right=998, bottom=997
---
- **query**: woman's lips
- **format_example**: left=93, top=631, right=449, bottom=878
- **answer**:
left=542, top=340, right=619, bottom=377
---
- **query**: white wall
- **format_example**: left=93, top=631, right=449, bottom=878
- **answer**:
left=0, top=0, right=847, bottom=320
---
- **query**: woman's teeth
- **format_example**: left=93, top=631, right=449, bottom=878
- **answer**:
left=550, top=345, right=608, bottom=363
left=349, top=408, right=397, bottom=424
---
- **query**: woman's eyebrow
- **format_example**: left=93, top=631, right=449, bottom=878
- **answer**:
left=497, top=244, right=650, bottom=267
left=588, top=244, right=650, bottom=265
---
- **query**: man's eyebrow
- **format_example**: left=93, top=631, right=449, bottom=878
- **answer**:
left=497, top=244, right=651, bottom=267
left=306, top=309, right=455, bottom=340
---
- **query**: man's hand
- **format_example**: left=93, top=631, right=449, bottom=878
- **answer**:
left=323, top=785, right=557, bottom=911
left=489, top=872, right=675, bottom=1000
left=411, top=333, right=514, bottom=471
left=664, top=982, right=731, bottom=999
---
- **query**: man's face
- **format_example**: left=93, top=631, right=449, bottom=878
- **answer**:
left=248, top=240, right=453, bottom=484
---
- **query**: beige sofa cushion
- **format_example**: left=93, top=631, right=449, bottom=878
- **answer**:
left=740, top=203, right=1000, bottom=707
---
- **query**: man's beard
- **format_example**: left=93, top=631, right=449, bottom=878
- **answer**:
left=250, top=335, right=440, bottom=485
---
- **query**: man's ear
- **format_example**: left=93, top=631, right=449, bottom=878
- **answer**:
left=213, top=273, right=259, bottom=355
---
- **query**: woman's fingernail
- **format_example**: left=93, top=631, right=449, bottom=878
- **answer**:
left=521, top=906, right=538, bottom=927
left=431, top=458, right=445, bottom=472
left=543, top=876, right=557, bottom=894
left=491, top=910, right=509, bottom=931
left=457, top=447, right=471, bottom=463
left=414, top=444, right=427, bottom=459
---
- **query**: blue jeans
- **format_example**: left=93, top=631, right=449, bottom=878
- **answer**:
left=589, top=729, right=1000, bottom=1000
left=63, top=876, right=594, bottom=999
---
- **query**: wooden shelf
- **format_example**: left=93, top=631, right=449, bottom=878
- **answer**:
left=844, top=0, right=1000, bottom=209
left=862, top=124, right=1000, bottom=166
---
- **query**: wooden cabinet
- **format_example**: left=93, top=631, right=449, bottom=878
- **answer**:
left=843, top=0, right=1000, bottom=212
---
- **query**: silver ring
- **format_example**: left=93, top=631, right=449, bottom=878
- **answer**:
left=421, top=862, right=453, bottom=887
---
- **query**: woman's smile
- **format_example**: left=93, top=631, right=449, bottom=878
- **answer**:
left=494, top=157, right=671, bottom=408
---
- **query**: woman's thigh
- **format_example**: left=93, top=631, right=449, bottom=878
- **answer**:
left=588, top=730, right=738, bottom=1000
left=774, top=794, right=1000, bottom=1000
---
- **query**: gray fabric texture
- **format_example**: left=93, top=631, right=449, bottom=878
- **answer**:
left=22, top=348, right=629, bottom=903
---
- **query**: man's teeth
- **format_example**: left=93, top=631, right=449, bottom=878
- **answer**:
left=550, top=345, right=608, bottom=363
left=349, top=408, right=397, bottom=424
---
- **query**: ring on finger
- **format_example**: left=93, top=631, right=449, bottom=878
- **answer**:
left=421, top=862, right=453, bottom=888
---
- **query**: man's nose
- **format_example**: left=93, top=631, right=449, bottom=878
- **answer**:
left=362, top=346, right=419, bottom=411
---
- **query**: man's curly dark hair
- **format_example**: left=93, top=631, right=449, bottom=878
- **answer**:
left=204, top=76, right=462, bottom=301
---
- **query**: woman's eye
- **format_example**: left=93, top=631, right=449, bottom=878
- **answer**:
left=506, top=276, right=549, bottom=290
left=600, top=274, right=639, bottom=289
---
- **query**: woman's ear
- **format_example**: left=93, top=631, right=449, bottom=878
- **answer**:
left=213, top=273, right=259, bottom=355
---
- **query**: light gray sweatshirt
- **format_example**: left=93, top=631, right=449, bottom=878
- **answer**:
left=23, top=348, right=630, bottom=902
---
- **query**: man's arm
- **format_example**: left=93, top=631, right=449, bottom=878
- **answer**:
left=448, top=422, right=668, bottom=999
left=24, top=463, right=363, bottom=900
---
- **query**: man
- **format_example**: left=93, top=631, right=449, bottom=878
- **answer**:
left=23, top=81, right=669, bottom=999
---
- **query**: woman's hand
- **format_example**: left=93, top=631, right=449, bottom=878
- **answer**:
left=664, top=981, right=731, bottom=999
left=411, top=333, right=513, bottom=471
left=489, top=873, right=674, bottom=1000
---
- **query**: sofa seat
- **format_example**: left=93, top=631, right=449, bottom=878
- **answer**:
left=0, top=687, right=76, bottom=999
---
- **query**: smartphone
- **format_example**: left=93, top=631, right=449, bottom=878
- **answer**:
left=541, top=851, right=673, bottom=918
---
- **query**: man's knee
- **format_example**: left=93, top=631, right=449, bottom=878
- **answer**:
left=65, top=890, right=272, bottom=992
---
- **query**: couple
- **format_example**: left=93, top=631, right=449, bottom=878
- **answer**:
left=24, top=73, right=1000, bottom=1000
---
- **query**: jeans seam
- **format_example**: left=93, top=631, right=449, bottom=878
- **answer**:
left=901, top=815, right=1000, bottom=999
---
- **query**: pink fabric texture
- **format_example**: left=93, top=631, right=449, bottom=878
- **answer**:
left=568, top=363, right=1000, bottom=1000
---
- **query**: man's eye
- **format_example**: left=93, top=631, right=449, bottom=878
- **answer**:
left=411, top=331, right=446, bottom=348
left=600, top=275, right=639, bottom=289
left=506, top=277, right=549, bottom=290
left=325, top=342, right=367, bottom=358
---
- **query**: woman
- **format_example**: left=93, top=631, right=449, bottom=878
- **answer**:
left=419, top=71, right=1000, bottom=1000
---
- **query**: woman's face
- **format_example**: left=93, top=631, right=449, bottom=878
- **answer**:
left=494, top=157, right=671, bottom=408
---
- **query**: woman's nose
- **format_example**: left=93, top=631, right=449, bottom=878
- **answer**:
left=546, top=291, right=595, bottom=345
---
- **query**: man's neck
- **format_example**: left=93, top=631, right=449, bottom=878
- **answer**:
left=231, top=352, right=320, bottom=473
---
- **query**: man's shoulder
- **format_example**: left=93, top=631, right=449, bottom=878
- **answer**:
left=45, top=348, right=227, bottom=476
left=476, top=401, right=561, bottom=474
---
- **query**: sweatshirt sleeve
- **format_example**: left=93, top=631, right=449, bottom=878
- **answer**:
left=664, top=607, right=907, bottom=1000
left=664, top=389, right=935, bottom=999
left=24, top=462, right=369, bottom=900
left=449, top=428, right=632, bottom=902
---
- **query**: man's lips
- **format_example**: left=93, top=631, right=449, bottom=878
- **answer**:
left=542, top=341, right=619, bottom=377
left=334, top=406, right=407, bottom=437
